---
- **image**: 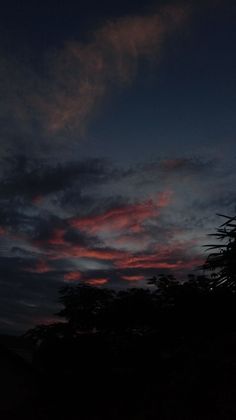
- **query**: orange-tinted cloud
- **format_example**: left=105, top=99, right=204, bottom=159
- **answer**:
left=116, top=242, right=203, bottom=271
left=71, top=200, right=156, bottom=233
left=117, top=256, right=179, bottom=270
left=64, top=271, right=82, bottom=281
left=86, top=278, right=108, bottom=286
left=52, top=245, right=128, bottom=261
left=117, top=257, right=202, bottom=270
left=70, top=193, right=171, bottom=235
left=122, top=275, right=145, bottom=282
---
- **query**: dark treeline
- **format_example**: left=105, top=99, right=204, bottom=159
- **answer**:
left=4, top=215, right=236, bottom=419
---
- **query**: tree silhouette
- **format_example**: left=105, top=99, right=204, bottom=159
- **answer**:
left=56, top=284, right=115, bottom=334
left=20, top=217, right=236, bottom=420
left=203, top=214, right=236, bottom=288
left=54, top=284, right=159, bottom=335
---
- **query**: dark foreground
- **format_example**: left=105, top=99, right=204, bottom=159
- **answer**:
left=2, top=276, right=236, bottom=419
left=1, top=326, right=236, bottom=419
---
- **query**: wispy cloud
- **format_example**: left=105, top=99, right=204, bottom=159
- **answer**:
left=64, top=271, right=82, bottom=282
left=86, top=278, right=108, bottom=286
left=37, top=5, right=188, bottom=133
left=70, top=194, right=170, bottom=234
left=121, top=275, right=145, bottom=282
left=0, top=4, right=189, bottom=137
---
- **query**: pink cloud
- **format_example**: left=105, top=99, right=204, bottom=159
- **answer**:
left=53, top=245, right=128, bottom=261
left=117, top=256, right=179, bottom=270
left=64, top=271, right=82, bottom=282
left=70, top=194, right=171, bottom=235
left=47, top=235, right=202, bottom=273
left=122, top=275, right=145, bottom=282
left=116, top=242, right=203, bottom=271
left=29, top=216, right=202, bottom=277
left=86, top=278, right=109, bottom=286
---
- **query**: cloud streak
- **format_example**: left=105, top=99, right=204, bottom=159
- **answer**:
left=70, top=191, right=172, bottom=234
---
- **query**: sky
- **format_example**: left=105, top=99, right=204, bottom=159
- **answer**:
left=0, top=0, right=236, bottom=334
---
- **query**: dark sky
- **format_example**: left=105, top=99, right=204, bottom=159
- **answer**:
left=0, top=0, right=235, bottom=333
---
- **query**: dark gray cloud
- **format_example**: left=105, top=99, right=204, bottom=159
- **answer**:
left=0, top=155, right=116, bottom=202
left=123, top=157, right=217, bottom=187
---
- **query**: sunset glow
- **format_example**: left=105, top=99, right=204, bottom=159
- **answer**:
left=0, top=0, right=235, bottom=334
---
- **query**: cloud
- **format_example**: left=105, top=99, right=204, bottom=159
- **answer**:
left=126, top=157, right=217, bottom=188
left=0, top=4, right=189, bottom=136
left=116, top=254, right=201, bottom=270
left=38, top=5, right=188, bottom=133
left=0, top=155, right=114, bottom=203
left=31, top=222, right=107, bottom=260
left=70, top=201, right=156, bottom=233
left=64, top=271, right=82, bottom=282
left=159, top=158, right=214, bottom=174
left=86, top=278, right=109, bottom=286
left=48, top=244, right=128, bottom=262
left=25, top=259, right=53, bottom=274
left=0, top=153, right=234, bottom=333
left=70, top=191, right=171, bottom=235
left=122, top=275, right=145, bottom=282
left=115, top=241, right=203, bottom=270
left=0, top=227, right=6, bottom=236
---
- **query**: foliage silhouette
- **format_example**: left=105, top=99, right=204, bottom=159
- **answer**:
left=26, top=215, right=236, bottom=347
left=24, top=273, right=236, bottom=420
left=202, top=214, right=236, bottom=288
left=22, top=216, right=236, bottom=419
left=56, top=284, right=115, bottom=333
